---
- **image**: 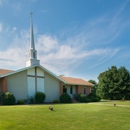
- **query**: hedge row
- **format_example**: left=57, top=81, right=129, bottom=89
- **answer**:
left=1, top=91, right=46, bottom=105
left=76, top=93, right=101, bottom=103
left=1, top=91, right=101, bottom=105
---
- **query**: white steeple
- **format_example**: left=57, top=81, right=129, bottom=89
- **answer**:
left=26, top=12, right=40, bottom=67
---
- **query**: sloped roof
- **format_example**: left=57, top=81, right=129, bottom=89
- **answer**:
left=0, top=65, right=66, bottom=83
left=59, top=76, right=93, bottom=86
left=0, top=69, right=13, bottom=76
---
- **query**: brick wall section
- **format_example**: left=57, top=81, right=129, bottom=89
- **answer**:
left=60, top=81, right=64, bottom=95
left=1, top=77, right=7, bottom=92
left=77, top=85, right=83, bottom=94
left=86, top=86, right=91, bottom=96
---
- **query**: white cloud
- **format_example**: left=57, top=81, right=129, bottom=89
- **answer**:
left=35, top=34, right=119, bottom=75
left=0, top=30, right=119, bottom=76
left=0, top=23, right=2, bottom=32
left=36, top=35, right=58, bottom=53
left=12, top=27, right=17, bottom=31
left=87, top=48, right=120, bottom=69
left=0, top=30, right=29, bottom=70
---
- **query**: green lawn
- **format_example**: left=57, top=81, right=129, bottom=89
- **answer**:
left=0, top=101, right=130, bottom=130
left=95, top=100, right=130, bottom=106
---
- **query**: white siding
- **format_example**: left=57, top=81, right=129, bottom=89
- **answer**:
left=27, top=68, right=35, bottom=75
left=44, top=72, right=60, bottom=102
left=7, top=71, right=27, bottom=101
left=37, top=68, right=44, bottom=76
left=27, top=77, right=35, bottom=97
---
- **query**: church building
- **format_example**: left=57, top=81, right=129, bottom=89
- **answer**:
left=0, top=14, right=93, bottom=103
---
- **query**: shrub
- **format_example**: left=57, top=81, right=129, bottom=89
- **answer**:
left=88, top=93, right=96, bottom=97
left=87, top=93, right=101, bottom=102
left=86, top=98, right=92, bottom=102
left=28, top=96, right=35, bottom=104
left=17, top=100, right=24, bottom=105
left=76, top=93, right=86, bottom=103
left=24, top=99, right=27, bottom=104
left=53, top=100, right=59, bottom=103
left=1, top=92, right=16, bottom=105
left=93, top=97, right=100, bottom=102
left=60, top=93, right=72, bottom=103
left=35, top=92, right=46, bottom=103
left=89, top=96, right=96, bottom=102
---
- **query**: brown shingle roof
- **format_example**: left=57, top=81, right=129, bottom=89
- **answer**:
left=59, top=76, right=93, bottom=86
left=0, top=69, right=13, bottom=76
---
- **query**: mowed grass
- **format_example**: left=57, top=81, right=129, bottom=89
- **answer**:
left=99, top=100, right=130, bottom=105
left=0, top=101, right=130, bottom=130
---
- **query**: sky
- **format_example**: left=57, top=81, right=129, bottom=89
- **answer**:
left=0, top=0, right=130, bottom=81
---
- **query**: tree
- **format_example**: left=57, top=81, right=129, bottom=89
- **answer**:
left=88, top=79, right=98, bottom=94
left=97, top=66, right=130, bottom=100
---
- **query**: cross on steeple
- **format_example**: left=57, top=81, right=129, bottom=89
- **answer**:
left=30, top=12, right=33, bottom=15
left=30, top=12, right=33, bottom=16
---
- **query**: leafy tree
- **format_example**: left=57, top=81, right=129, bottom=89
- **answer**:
left=97, top=66, right=130, bottom=100
left=88, top=79, right=98, bottom=94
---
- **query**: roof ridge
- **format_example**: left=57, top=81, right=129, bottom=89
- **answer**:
left=59, top=76, right=82, bottom=79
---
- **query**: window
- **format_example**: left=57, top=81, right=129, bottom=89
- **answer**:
left=63, top=86, right=67, bottom=93
left=70, top=86, right=73, bottom=94
left=33, top=52, right=35, bottom=58
left=84, top=86, right=86, bottom=95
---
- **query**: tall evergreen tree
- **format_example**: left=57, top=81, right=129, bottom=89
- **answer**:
left=97, top=66, right=130, bottom=100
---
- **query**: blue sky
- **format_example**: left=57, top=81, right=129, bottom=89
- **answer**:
left=0, top=0, right=130, bottom=81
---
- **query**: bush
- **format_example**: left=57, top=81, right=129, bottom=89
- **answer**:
left=24, top=99, right=27, bottom=104
left=93, top=97, right=100, bottom=102
left=60, top=93, right=72, bottom=103
left=17, top=100, right=24, bottom=105
left=28, top=96, right=35, bottom=104
left=88, top=93, right=96, bottom=97
left=53, top=100, right=59, bottom=103
left=35, top=92, right=46, bottom=103
left=76, top=93, right=86, bottom=103
left=1, top=92, right=16, bottom=105
left=86, top=98, right=92, bottom=102
left=87, top=93, right=101, bottom=102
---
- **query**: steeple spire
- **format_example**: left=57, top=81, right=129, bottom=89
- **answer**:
left=30, top=12, right=35, bottom=50
left=26, top=12, right=40, bottom=67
